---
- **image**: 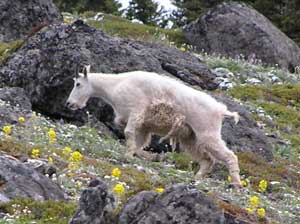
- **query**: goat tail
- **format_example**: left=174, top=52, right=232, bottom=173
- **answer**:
left=224, top=110, right=240, bottom=124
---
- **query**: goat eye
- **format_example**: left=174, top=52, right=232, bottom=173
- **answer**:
left=76, top=83, right=80, bottom=87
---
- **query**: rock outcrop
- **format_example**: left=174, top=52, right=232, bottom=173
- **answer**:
left=0, top=0, right=62, bottom=42
left=70, top=180, right=225, bottom=224
left=118, top=184, right=224, bottom=224
left=69, top=179, right=116, bottom=224
left=0, top=155, right=67, bottom=203
left=184, top=2, right=300, bottom=72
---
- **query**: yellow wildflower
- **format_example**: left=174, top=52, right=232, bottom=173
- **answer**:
left=48, top=128, right=57, bottom=143
left=111, top=168, right=121, bottom=178
left=257, top=208, right=266, bottom=219
left=180, top=47, right=186, bottom=52
left=241, top=180, right=247, bottom=187
left=227, top=175, right=232, bottom=182
left=67, top=171, right=75, bottom=177
left=76, top=181, right=82, bottom=188
left=68, top=162, right=79, bottom=170
left=31, top=149, right=40, bottom=158
left=63, top=17, right=73, bottom=24
left=63, top=146, right=73, bottom=156
left=113, top=183, right=125, bottom=195
left=258, top=180, right=268, bottom=193
left=245, top=207, right=254, bottom=214
left=155, top=187, right=165, bottom=193
left=18, top=117, right=26, bottom=123
left=249, top=196, right=259, bottom=208
left=69, top=151, right=83, bottom=162
left=31, top=112, right=37, bottom=119
left=48, top=157, right=54, bottom=164
left=3, top=125, right=11, bottom=135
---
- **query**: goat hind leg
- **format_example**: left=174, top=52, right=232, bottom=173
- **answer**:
left=202, top=139, right=242, bottom=187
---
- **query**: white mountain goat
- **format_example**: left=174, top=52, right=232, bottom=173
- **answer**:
left=66, top=65, right=242, bottom=187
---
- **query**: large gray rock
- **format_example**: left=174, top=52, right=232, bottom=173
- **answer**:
left=184, top=2, right=300, bottom=72
left=0, top=156, right=67, bottom=203
left=118, top=184, right=224, bottom=224
left=0, top=0, right=62, bottom=42
left=0, top=20, right=217, bottom=125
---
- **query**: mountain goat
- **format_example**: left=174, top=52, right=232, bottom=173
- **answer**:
left=66, top=65, right=242, bottom=187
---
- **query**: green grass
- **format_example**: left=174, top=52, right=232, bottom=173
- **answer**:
left=74, top=12, right=187, bottom=47
left=204, top=55, right=244, bottom=74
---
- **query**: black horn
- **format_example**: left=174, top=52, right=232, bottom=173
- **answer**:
left=83, top=66, right=88, bottom=78
left=75, top=64, right=80, bottom=78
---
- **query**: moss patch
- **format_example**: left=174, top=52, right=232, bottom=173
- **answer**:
left=0, top=140, right=31, bottom=157
left=0, top=40, right=24, bottom=65
left=167, top=152, right=193, bottom=170
left=0, top=198, right=76, bottom=224
left=229, top=84, right=300, bottom=105
left=229, top=84, right=300, bottom=148
left=237, top=152, right=300, bottom=191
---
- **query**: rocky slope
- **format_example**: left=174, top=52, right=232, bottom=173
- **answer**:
left=0, top=2, right=300, bottom=224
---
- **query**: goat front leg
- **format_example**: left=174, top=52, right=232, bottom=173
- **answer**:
left=124, top=119, right=138, bottom=159
left=124, top=116, right=159, bottom=161
left=194, top=153, right=215, bottom=180
left=134, top=130, right=161, bottom=161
